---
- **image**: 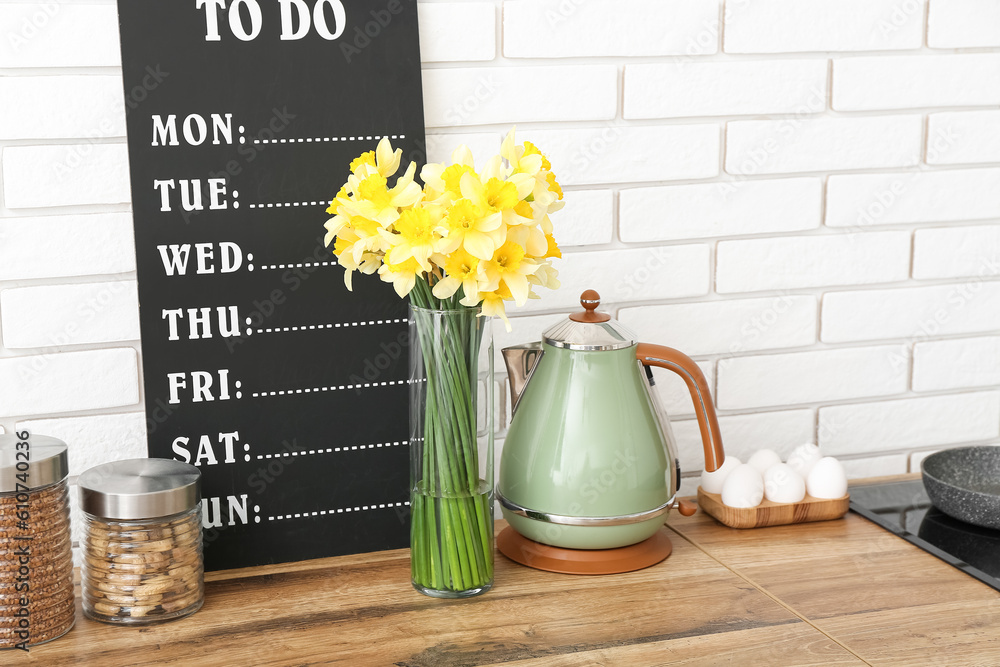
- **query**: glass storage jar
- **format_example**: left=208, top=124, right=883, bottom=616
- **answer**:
left=0, top=433, right=74, bottom=649
left=79, top=458, right=203, bottom=624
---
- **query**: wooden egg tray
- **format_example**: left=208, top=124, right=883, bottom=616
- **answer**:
left=697, top=487, right=850, bottom=529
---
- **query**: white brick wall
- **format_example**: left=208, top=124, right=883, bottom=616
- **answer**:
left=926, top=111, right=1000, bottom=165
left=0, top=348, right=139, bottom=418
left=619, top=295, right=818, bottom=356
left=3, top=143, right=131, bottom=208
left=819, top=392, right=1000, bottom=454
left=424, top=132, right=499, bottom=167
left=672, top=408, right=815, bottom=471
left=2, top=0, right=999, bottom=488
left=417, top=3, right=496, bottom=63
left=619, top=177, right=822, bottom=242
left=422, top=65, right=617, bottom=127
left=503, top=0, right=720, bottom=58
left=833, top=54, right=1000, bottom=110
left=822, top=283, right=1000, bottom=342
left=913, top=336, right=1000, bottom=391
left=1, top=281, right=140, bottom=348
left=0, top=76, right=126, bottom=141
left=551, top=189, right=614, bottom=246
left=928, top=0, right=1000, bottom=48
left=0, top=4, right=121, bottom=68
left=826, top=168, right=1000, bottom=227
left=716, top=232, right=911, bottom=292
left=913, top=224, right=1000, bottom=279
left=18, top=412, right=147, bottom=476
left=521, top=124, right=720, bottom=186
left=521, top=245, right=711, bottom=311
left=716, top=346, right=909, bottom=410
left=725, top=116, right=923, bottom=175
left=724, top=0, right=926, bottom=53
left=838, top=454, right=909, bottom=479
left=624, top=60, right=828, bottom=119
left=0, top=213, right=135, bottom=280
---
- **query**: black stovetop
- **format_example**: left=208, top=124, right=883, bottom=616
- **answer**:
left=850, top=479, right=1000, bottom=593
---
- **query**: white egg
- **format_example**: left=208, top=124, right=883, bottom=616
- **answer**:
left=748, top=449, right=782, bottom=474
left=700, top=456, right=742, bottom=494
left=763, top=463, right=806, bottom=503
left=806, top=457, right=848, bottom=499
left=787, top=443, right=822, bottom=478
left=721, top=464, right=764, bottom=509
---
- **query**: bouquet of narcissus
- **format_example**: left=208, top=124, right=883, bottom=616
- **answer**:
left=324, top=130, right=563, bottom=598
left=323, top=128, right=564, bottom=329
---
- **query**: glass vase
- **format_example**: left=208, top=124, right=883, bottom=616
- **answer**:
left=408, top=304, right=494, bottom=598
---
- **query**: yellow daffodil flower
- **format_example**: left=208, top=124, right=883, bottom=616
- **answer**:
left=437, top=195, right=504, bottom=261
left=528, top=261, right=561, bottom=293
left=480, top=281, right=514, bottom=331
left=348, top=136, right=402, bottom=178
left=522, top=141, right=552, bottom=170
left=504, top=129, right=563, bottom=209
left=457, top=170, right=530, bottom=231
left=483, top=240, right=539, bottom=306
left=501, top=128, right=543, bottom=178
left=384, top=206, right=443, bottom=272
left=342, top=161, right=422, bottom=225
left=350, top=151, right=376, bottom=173
left=326, top=186, right=349, bottom=216
left=546, top=171, right=564, bottom=200
left=543, top=233, right=562, bottom=259
left=326, top=132, right=564, bottom=330
left=421, top=144, right=476, bottom=203
left=323, top=213, right=349, bottom=248
left=505, top=223, right=548, bottom=259
left=330, top=228, right=380, bottom=290
left=431, top=248, right=482, bottom=306
left=482, top=178, right=519, bottom=211
left=330, top=227, right=357, bottom=260
left=378, top=255, right=423, bottom=298
left=374, top=136, right=403, bottom=177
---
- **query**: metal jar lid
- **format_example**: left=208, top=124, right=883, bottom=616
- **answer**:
left=542, top=289, right=637, bottom=351
left=78, top=458, right=201, bottom=520
left=0, top=433, right=69, bottom=493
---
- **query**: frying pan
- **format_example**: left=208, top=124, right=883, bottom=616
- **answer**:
left=921, top=446, right=1000, bottom=530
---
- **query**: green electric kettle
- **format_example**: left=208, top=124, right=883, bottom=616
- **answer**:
left=498, top=290, right=726, bottom=550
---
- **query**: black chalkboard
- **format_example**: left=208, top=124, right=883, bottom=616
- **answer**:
left=117, top=0, right=424, bottom=570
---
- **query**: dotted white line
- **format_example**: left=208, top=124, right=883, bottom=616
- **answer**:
left=248, top=201, right=325, bottom=209
left=256, top=318, right=405, bottom=334
left=250, top=379, right=409, bottom=398
left=252, top=134, right=405, bottom=145
left=259, top=261, right=337, bottom=270
left=256, top=441, right=407, bottom=460
left=268, top=501, right=409, bottom=521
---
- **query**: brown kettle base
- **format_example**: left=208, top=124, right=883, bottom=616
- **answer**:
left=496, top=526, right=673, bottom=575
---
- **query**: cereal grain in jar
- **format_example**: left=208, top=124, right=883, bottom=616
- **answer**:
left=0, top=434, right=74, bottom=649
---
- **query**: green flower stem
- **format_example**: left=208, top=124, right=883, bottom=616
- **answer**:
left=426, top=355, right=479, bottom=585
left=421, top=494, right=442, bottom=588
left=409, top=279, right=493, bottom=595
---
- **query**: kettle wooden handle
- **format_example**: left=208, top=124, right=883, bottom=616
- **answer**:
left=636, top=343, right=725, bottom=473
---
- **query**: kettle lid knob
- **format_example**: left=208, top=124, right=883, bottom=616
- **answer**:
left=569, top=289, right=611, bottom=323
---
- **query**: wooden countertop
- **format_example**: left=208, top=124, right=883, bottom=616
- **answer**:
left=18, top=477, right=1000, bottom=666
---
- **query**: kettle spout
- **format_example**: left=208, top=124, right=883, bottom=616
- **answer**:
left=502, top=342, right=543, bottom=415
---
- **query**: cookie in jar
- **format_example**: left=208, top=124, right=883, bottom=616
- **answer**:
left=78, top=459, right=203, bottom=624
